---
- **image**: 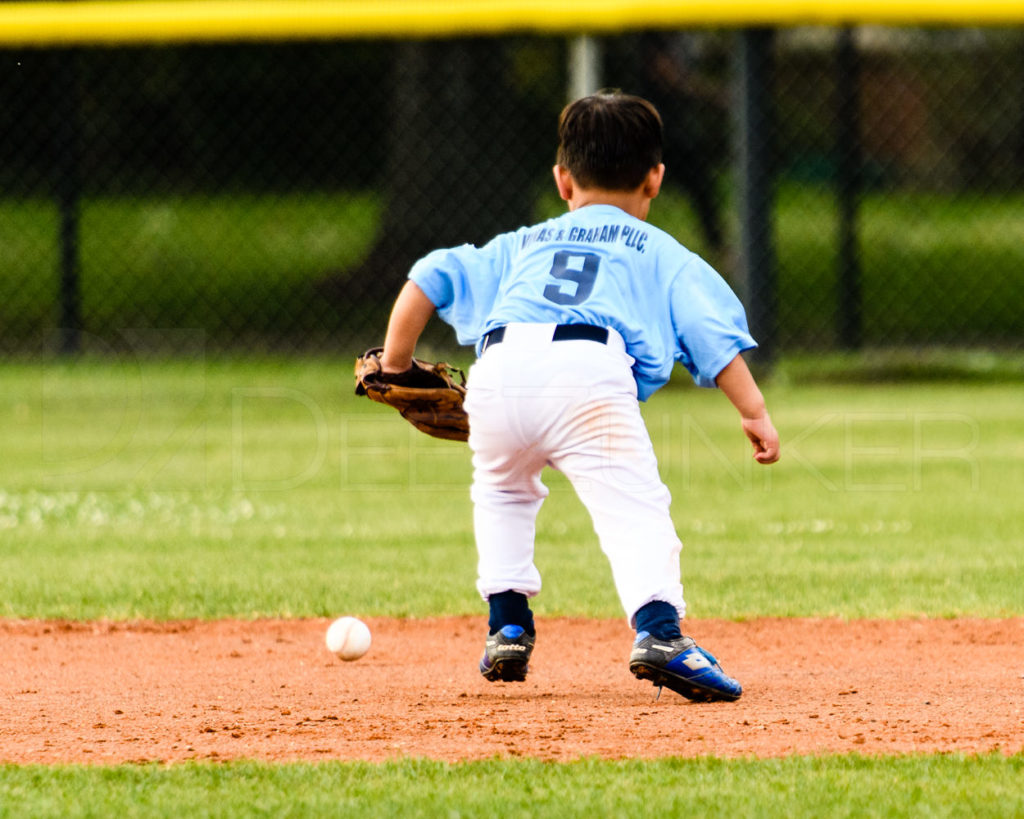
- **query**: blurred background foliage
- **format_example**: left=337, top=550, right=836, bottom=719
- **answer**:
left=1, top=28, right=1023, bottom=362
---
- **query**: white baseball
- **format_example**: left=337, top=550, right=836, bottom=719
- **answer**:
left=325, top=616, right=372, bottom=661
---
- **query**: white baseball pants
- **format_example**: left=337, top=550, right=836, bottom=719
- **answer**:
left=464, top=322, right=686, bottom=626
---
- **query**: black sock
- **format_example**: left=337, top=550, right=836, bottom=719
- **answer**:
left=488, top=590, right=535, bottom=636
left=635, top=600, right=682, bottom=641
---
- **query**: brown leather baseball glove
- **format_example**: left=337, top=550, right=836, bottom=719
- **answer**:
left=354, top=347, right=469, bottom=442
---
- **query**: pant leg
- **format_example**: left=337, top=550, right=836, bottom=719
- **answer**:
left=469, top=460, right=548, bottom=600
left=465, top=357, right=550, bottom=600
left=549, top=376, right=687, bottom=627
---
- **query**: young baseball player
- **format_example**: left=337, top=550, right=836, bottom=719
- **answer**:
left=378, top=91, right=779, bottom=702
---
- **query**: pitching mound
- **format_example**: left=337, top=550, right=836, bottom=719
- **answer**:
left=2, top=616, right=1022, bottom=764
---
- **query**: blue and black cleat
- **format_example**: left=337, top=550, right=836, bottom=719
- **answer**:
left=629, top=632, right=742, bottom=702
left=479, top=624, right=535, bottom=682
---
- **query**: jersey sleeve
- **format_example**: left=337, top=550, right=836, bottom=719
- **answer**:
left=669, top=257, right=757, bottom=388
left=407, top=232, right=515, bottom=347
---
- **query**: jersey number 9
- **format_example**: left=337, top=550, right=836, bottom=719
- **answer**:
left=543, top=251, right=600, bottom=306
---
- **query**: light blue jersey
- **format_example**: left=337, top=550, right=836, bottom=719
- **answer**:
left=409, top=203, right=755, bottom=401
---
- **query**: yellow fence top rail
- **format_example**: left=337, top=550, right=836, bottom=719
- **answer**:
left=2, top=0, right=1024, bottom=47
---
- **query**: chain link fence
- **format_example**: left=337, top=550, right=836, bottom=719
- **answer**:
left=2, top=28, right=1023, bottom=360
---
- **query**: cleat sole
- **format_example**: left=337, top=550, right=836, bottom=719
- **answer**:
left=481, top=659, right=529, bottom=682
left=630, top=661, right=741, bottom=703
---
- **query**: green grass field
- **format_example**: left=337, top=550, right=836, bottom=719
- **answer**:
left=1, top=359, right=1021, bottom=620
left=1, top=358, right=1022, bottom=816
left=2, top=755, right=1023, bottom=818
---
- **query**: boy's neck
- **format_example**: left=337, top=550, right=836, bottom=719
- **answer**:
left=566, top=189, right=653, bottom=221
left=554, top=163, right=665, bottom=222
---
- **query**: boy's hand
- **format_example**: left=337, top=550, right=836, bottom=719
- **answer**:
left=741, top=413, right=779, bottom=464
left=714, top=354, right=780, bottom=465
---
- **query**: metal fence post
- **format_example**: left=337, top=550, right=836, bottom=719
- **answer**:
left=568, top=35, right=602, bottom=101
left=52, top=48, right=82, bottom=355
left=836, top=27, right=863, bottom=350
left=734, top=28, right=777, bottom=370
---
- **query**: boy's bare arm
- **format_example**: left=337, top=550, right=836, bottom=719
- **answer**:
left=715, top=353, right=780, bottom=464
left=381, top=281, right=436, bottom=373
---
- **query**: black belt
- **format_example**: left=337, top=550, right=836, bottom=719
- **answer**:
left=481, top=324, right=609, bottom=353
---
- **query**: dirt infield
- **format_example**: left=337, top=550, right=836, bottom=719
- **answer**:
left=2, top=616, right=1022, bottom=764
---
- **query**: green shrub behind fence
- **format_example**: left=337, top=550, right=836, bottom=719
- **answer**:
left=2, top=29, right=1023, bottom=359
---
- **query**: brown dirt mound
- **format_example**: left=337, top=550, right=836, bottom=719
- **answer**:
left=2, top=616, right=1022, bottom=764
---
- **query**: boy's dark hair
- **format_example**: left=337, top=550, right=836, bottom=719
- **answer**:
left=556, top=91, right=663, bottom=191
